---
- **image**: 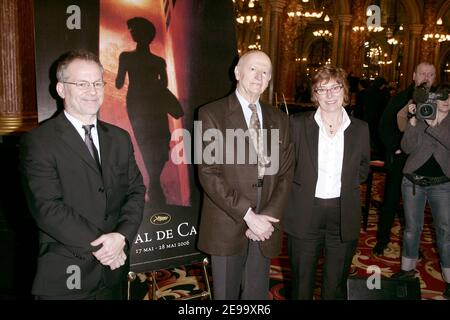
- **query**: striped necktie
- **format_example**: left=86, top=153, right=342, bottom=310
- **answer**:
left=248, top=104, right=265, bottom=178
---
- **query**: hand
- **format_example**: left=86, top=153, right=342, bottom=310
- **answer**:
left=426, top=114, right=440, bottom=127
left=408, top=103, right=417, bottom=127
left=91, top=232, right=126, bottom=267
left=108, top=251, right=127, bottom=270
left=243, top=209, right=279, bottom=240
left=245, top=228, right=264, bottom=241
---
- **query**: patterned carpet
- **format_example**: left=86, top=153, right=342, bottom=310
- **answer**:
left=131, top=171, right=448, bottom=300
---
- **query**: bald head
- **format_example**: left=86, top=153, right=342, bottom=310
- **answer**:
left=413, top=62, right=436, bottom=88
left=234, top=50, right=272, bottom=103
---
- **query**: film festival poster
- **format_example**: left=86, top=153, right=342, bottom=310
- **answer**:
left=33, top=0, right=237, bottom=286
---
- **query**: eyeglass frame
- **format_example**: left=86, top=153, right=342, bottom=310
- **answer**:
left=314, top=85, right=343, bottom=95
left=62, top=80, right=107, bottom=90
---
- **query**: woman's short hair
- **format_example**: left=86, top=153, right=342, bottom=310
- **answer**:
left=310, top=65, right=350, bottom=106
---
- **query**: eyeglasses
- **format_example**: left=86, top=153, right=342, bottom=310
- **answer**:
left=63, top=81, right=106, bottom=90
left=314, top=85, right=343, bottom=95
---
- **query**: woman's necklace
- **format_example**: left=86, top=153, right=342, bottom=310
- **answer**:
left=322, top=117, right=341, bottom=135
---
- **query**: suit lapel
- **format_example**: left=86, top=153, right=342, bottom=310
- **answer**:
left=342, top=119, right=356, bottom=182
left=261, top=102, right=275, bottom=157
left=260, top=103, right=276, bottom=205
left=227, top=93, right=248, bottom=131
left=98, top=120, right=111, bottom=178
left=227, top=93, right=257, bottom=156
left=56, top=113, right=102, bottom=176
left=305, top=112, right=319, bottom=174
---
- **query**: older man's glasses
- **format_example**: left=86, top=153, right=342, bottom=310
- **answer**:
left=314, top=85, right=343, bottom=95
left=63, top=81, right=106, bottom=90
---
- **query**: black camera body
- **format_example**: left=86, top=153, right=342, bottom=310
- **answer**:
left=413, top=84, right=448, bottom=120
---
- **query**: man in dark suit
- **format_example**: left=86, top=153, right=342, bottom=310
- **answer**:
left=197, top=50, right=294, bottom=300
left=20, top=50, right=145, bottom=299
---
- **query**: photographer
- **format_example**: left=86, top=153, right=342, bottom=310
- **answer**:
left=391, top=83, right=450, bottom=299
left=374, top=62, right=436, bottom=256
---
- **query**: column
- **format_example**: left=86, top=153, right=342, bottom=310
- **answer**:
left=401, top=24, right=423, bottom=89
left=264, top=0, right=287, bottom=104
left=277, top=0, right=303, bottom=103
left=337, top=15, right=352, bottom=69
left=347, top=0, right=365, bottom=77
left=420, top=0, right=437, bottom=63
left=260, top=0, right=271, bottom=55
left=0, top=0, right=38, bottom=135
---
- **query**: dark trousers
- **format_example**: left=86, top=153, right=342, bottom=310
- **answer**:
left=376, top=153, right=407, bottom=246
left=211, top=240, right=270, bottom=300
left=288, top=197, right=357, bottom=300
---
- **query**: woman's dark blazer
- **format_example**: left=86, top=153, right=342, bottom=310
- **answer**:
left=284, top=111, right=370, bottom=241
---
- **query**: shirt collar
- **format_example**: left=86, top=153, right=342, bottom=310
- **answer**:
left=64, top=110, right=98, bottom=130
left=314, top=107, right=351, bottom=132
left=235, top=89, right=260, bottom=110
left=64, top=110, right=97, bottom=137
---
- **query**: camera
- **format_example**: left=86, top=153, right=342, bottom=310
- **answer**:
left=413, top=83, right=449, bottom=120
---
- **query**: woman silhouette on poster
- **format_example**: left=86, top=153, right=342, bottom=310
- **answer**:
left=116, top=17, right=183, bottom=206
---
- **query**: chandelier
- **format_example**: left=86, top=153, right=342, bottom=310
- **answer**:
left=353, top=6, right=385, bottom=33
left=233, top=0, right=263, bottom=52
left=423, top=33, right=450, bottom=42
left=353, top=25, right=384, bottom=33
left=312, top=29, right=332, bottom=38
left=287, top=0, right=323, bottom=19
left=234, top=0, right=263, bottom=24
left=422, top=18, right=450, bottom=42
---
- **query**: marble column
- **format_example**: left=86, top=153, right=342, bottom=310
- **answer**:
left=0, top=0, right=38, bottom=135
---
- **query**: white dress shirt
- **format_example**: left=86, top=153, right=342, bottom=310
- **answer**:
left=235, top=90, right=264, bottom=217
left=314, top=108, right=350, bottom=198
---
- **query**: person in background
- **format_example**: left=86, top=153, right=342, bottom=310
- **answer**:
left=363, top=77, right=389, bottom=159
left=284, top=65, right=370, bottom=299
left=391, top=83, right=450, bottom=300
left=20, top=50, right=145, bottom=299
left=353, top=78, right=369, bottom=120
left=373, top=62, right=436, bottom=256
left=197, top=50, right=294, bottom=300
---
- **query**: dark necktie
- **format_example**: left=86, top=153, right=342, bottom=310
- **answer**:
left=82, top=124, right=102, bottom=172
left=248, top=104, right=265, bottom=178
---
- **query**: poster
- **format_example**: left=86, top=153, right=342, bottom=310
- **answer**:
left=34, top=0, right=237, bottom=272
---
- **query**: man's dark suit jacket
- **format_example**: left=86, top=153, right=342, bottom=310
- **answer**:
left=284, top=111, right=370, bottom=242
left=20, top=112, right=145, bottom=297
left=378, top=84, right=414, bottom=170
left=197, top=93, right=294, bottom=258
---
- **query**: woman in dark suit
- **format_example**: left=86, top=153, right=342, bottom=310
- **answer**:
left=284, top=66, right=370, bottom=299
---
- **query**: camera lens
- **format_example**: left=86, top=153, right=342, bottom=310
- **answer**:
left=419, top=104, right=433, bottom=117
